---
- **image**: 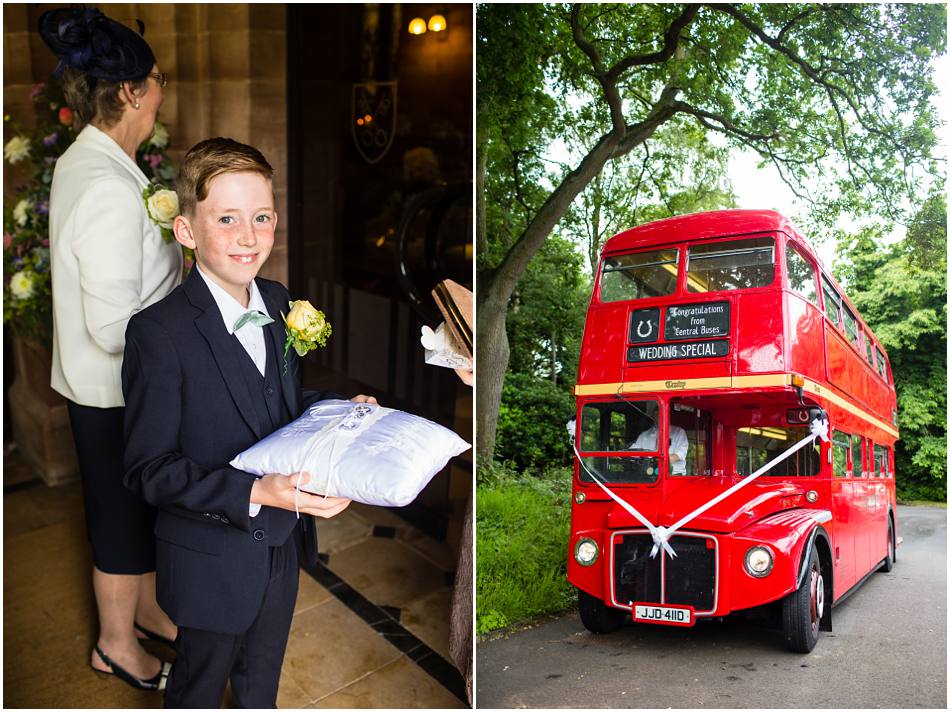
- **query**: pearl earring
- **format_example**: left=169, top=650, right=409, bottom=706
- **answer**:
left=134, top=102, right=141, bottom=110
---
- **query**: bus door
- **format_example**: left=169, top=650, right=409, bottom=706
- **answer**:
left=830, top=431, right=857, bottom=594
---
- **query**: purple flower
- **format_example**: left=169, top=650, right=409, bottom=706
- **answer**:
left=43, top=132, right=59, bottom=147
left=37, top=200, right=49, bottom=215
left=31, top=83, right=45, bottom=100
left=12, top=256, right=24, bottom=270
left=145, top=153, right=163, bottom=169
left=41, top=238, right=49, bottom=247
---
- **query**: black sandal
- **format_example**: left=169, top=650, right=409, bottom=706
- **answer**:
left=92, top=645, right=171, bottom=691
left=134, top=622, right=177, bottom=650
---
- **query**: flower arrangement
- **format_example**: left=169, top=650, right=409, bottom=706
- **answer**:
left=282, top=300, right=333, bottom=374
left=3, top=82, right=178, bottom=346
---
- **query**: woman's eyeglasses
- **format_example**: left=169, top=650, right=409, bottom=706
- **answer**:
left=150, top=72, right=168, bottom=88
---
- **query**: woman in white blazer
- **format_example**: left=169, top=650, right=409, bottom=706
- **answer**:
left=41, top=7, right=180, bottom=691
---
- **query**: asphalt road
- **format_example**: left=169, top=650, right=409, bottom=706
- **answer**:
left=476, top=505, right=946, bottom=709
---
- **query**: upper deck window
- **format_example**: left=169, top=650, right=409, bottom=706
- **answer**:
left=842, top=305, right=859, bottom=346
left=863, top=331, right=874, bottom=363
left=786, top=243, right=818, bottom=304
left=874, top=346, right=888, bottom=381
left=821, top=277, right=842, bottom=327
left=600, top=249, right=678, bottom=303
left=686, top=237, right=775, bottom=293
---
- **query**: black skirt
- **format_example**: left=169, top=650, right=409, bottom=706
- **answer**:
left=66, top=400, right=156, bottom=574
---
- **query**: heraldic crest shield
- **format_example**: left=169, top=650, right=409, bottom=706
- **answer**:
left=352, top=80, right=397, bottom=164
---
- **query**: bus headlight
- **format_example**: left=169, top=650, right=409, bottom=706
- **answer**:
left=574, top=538, right=599, bottom=567
left=744, top=546, right=774, bottom=577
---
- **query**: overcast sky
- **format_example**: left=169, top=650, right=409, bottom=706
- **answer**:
left=726, top=54, right=948, bottom=272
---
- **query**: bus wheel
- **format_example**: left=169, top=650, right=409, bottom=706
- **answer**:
left=880, top=519, right=895, bottom=573
left=578, top=590, right=625, bottom=634
left=782, top=543, right=822, bottom=653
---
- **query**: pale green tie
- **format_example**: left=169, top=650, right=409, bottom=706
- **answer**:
left=233, top=310, right=275, bottom=331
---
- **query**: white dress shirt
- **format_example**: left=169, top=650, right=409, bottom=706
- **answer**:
left=195, top=266, right=270, bottom=376
left=630, top=424, right=689, bottom=475
left=49, top=124, right=182, bottom=407
left=195, top=266, right=273, bottom=516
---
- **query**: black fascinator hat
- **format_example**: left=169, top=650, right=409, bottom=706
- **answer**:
left=38, top=6, right=155, bottom=84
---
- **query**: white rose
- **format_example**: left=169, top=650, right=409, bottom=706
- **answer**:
left=3, top=135, right=31, bottom=164
left=146, top=189, right=179, bottom=228
left=148, top=122, right=169, bottom=149
left=9, top=270, right=35, bottom=300
left=13, top=199, right=31, bottom=227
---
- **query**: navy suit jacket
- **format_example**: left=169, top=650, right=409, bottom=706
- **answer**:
left=122, top=269, right=332, bottom=634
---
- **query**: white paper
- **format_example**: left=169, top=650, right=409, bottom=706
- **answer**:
left=421, top=323, right=472, bottom=370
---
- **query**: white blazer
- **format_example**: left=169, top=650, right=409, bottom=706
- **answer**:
left=49, top=124, right=182, bottom=407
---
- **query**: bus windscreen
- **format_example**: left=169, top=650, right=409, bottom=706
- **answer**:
left=579, top=400, right=661, bottom=484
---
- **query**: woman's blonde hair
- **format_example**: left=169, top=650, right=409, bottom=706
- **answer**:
left=177, top=138, right=274, bottom=217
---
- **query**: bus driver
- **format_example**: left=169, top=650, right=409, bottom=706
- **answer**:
left=628, top=423, right=689, bottom=475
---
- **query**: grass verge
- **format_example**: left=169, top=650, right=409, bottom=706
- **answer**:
left=476, top=462, right=576, bottom=635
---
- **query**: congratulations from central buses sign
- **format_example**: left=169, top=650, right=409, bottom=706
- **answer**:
left=628, top=301, right=730, bottom=362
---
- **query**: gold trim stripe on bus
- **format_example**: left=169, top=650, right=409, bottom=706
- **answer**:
left=573, top=374, right=899, bottom=439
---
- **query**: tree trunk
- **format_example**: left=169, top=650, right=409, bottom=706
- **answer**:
left=550, top=330, right=558, bottom=383
left=475, top=287, right=510, bottom=462
left=475, top=125, right=488, bottom=259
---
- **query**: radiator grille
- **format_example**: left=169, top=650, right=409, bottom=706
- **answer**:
left=611, top=531, right=717, bottom=613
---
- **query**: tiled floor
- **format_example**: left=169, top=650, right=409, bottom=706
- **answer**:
left=3, top=446, right=467, bottom=708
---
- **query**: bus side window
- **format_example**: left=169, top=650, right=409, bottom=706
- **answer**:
left=851, top=435, right=863, bottom=478
left=874, top=444, right=891, bottom=478
left=821, top=277, right=842, bottom=329
left=842, top=305, right=860, bottom=348
left=832, top=431, right=850, bottom=477
left=862, top=330, right=874, bottom=363
left=785, top=242, right=818, bottom=305
left=671, top=405, right=711, bottom=476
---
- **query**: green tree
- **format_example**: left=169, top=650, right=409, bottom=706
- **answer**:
left=833, top=194, right=947, bottom=500
left=476, top=2, right=946, bottom=461
left=506, top=235, right=588, bottom=383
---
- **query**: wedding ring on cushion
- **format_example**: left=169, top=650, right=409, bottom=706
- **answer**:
left=339, top=404, right=374, bottom=430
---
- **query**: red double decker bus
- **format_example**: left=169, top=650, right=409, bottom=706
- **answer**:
left=569, top=210, right=898, bottom=652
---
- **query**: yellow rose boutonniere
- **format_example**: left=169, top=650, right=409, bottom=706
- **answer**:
left=282, top=300, right=332, bottom=374
left=142, top=182, right=179, bottom=243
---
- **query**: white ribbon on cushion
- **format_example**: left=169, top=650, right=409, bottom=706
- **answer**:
left=572, top=417, right=829, bottom=558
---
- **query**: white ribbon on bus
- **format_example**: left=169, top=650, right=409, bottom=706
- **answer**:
left=572, top=416, right=830, bottom=558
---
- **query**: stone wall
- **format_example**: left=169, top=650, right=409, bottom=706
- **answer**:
left=3, top=3, right=289, bottom=282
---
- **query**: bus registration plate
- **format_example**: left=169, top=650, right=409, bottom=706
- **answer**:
left=633, top=603, right=695, bottom=627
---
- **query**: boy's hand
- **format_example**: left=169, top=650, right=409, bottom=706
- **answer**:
left=350, top=394, right=378, bottom=405
left=250, top=472, right=352, bottom=518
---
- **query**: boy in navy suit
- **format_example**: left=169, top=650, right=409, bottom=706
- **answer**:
left=123, top=138, right=373, bottom=708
